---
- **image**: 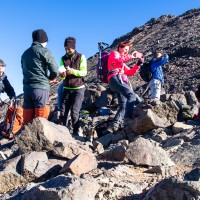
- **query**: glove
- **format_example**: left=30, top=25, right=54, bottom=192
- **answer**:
left=136, top=57, right=144, bottom=66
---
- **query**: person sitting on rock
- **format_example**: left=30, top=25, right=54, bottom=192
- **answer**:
left=106, top=40, right=144, bottom=132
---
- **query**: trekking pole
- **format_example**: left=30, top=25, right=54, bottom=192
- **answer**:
left=141, top=83, right=150, bottom=97
left=98, top=43, right=102, bottom=80
left=98, top=42, right=109, bottom=81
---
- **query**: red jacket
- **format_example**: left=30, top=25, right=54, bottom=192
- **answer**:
left=107, top=51, right=140, bottom=82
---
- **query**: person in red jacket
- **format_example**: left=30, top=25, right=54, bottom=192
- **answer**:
left=107, top=40, right=143, bottom=132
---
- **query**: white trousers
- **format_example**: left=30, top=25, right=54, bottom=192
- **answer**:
left=149, top=79, right=162, bottom=100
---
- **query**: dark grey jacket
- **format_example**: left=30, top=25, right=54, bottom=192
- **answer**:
left=0, top=73, right=16, bottom=99
left=21, top=42, right=58, bottom=91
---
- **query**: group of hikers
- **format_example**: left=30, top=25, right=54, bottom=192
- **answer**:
left=0, top=28, right=199, bottom=138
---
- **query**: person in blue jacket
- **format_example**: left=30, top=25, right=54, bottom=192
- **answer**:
left=0, top=59, right=16, bottom=103
left=149, top=50, right=169, bottom=100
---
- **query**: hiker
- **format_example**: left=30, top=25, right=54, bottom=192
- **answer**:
left=195, top=84, right=200, bottom=117
left=21, top=29, right=58, bottom=125
left=195, top=85, right=200, bottom=102
left=148, top=50, right=169, bottom=100
left=59, top=37, right=87, bottom=136
left=0, top=59, right=16, bottom=104
left=107, top=40, right=144, bottom=132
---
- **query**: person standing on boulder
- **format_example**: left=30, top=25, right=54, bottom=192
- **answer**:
left=21, top=29, right=58, bottom=125
left=59, top=37, right=87, bottom=136
left=107, top=40, right=144, bottom=132
left=149, top=50, right=169, bottom=101
left=0, top=59, right=16, bottom=103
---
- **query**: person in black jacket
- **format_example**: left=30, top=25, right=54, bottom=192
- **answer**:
left=0, top=59, right=16, bottom=103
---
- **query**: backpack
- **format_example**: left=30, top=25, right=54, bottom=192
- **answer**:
left=96, top=42, right=110, bottom=84
left=139, top=61, right=153, bottom=82
left=0, top=99, right=23, bottom=138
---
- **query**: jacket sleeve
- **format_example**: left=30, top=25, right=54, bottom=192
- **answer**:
left=108, top=51, right=132, bottom=71
left=124, top=64, right=140, bottom=76
left=121, top=54, right=133, bottom=62
left=71, top=54, right=87, bottom=77
left=3, top=76, right=16, bottom=99
left=151, top=54, right=169, bottom=72
left=45, top=50, right=59, bottom=80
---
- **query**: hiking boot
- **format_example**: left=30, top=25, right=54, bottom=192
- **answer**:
left=123, top=117, right=134, bottom=127
left=54, top=110, right=60, bottom=123
left=107, top=122, right=120, bottom=133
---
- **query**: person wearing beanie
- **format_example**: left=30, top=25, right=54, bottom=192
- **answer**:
left=58, top=36, right=87, bottom=136
left=0, top=59, right=16, bottom=103
left=21, top=29, right=58, bottom=125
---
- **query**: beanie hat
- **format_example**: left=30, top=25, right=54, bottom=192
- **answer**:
left=0, top=59, right=6, bottom=67
left=64, top=37, right=76, bottom=49
left=32, top=29, right=48, bottom=43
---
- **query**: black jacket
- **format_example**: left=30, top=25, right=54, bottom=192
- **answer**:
left=0, top=73, right=16, bottom=99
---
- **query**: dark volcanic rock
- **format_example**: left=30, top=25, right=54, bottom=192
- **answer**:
left=86, top=8, right=200, bottom=95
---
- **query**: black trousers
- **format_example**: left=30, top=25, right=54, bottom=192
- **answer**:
left=60, top=87, right=85, bottom=133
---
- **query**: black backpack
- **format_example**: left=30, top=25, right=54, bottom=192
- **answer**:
left=139, top=61, right=153, bottom=82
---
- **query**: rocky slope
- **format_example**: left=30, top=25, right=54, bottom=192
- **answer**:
left=0, top=8, right=200, bottom=200
left=86, top=8, right=200, bottom=94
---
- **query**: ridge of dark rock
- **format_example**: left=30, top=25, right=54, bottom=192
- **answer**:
left=86, top=8, right=200, bottom=94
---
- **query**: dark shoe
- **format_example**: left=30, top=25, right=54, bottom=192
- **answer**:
left=54, top=110, right=60, bottom=123
left=123, top=117, right=134, bottom=127
left=107, top=122, right=120, bottom=133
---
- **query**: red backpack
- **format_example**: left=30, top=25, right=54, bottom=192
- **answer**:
left=0, top=99, right=23, bottom=138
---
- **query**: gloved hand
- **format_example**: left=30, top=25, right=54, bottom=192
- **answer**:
left=136, top=57, right=144, bottom=66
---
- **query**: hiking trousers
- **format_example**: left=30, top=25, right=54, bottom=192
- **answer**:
left=57, top=82, right=64, bottom=111
left=149, top=79, right=162, bottom=100
left=60, top=88, right=85, bottom=134
left=23, top=88, right=50, bottom=124
left=109, top=75, right=136, bottom=125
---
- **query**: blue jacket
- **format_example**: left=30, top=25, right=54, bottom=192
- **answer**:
left=150, top=54, right=169, bottom=84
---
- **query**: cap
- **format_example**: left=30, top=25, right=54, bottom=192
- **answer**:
left=32, top=29, right=48, bottom=43
left=64, top=37, right=76, bottom=49
left=0, top=59, right=6, bottom=67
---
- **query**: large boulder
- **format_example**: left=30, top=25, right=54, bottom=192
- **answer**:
left=15, top=117, right=74, bottom=154
left=126, top=137, right=174, bottom=167
left=20, top=174, right=100, bottom=200
left=144, top=174, right=200, bottom=200
left=129, top=101, right=180, bottom=134
left=0, top=155, right=27, bottom=193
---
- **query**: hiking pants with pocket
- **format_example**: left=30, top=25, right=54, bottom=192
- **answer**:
left=23, top=88, right=50, bottom=124
left=60, top=88, right=85, bottom=134
left=109, top=75, right=136, bottom=125
left=149, top=78, right=162, bottom=100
